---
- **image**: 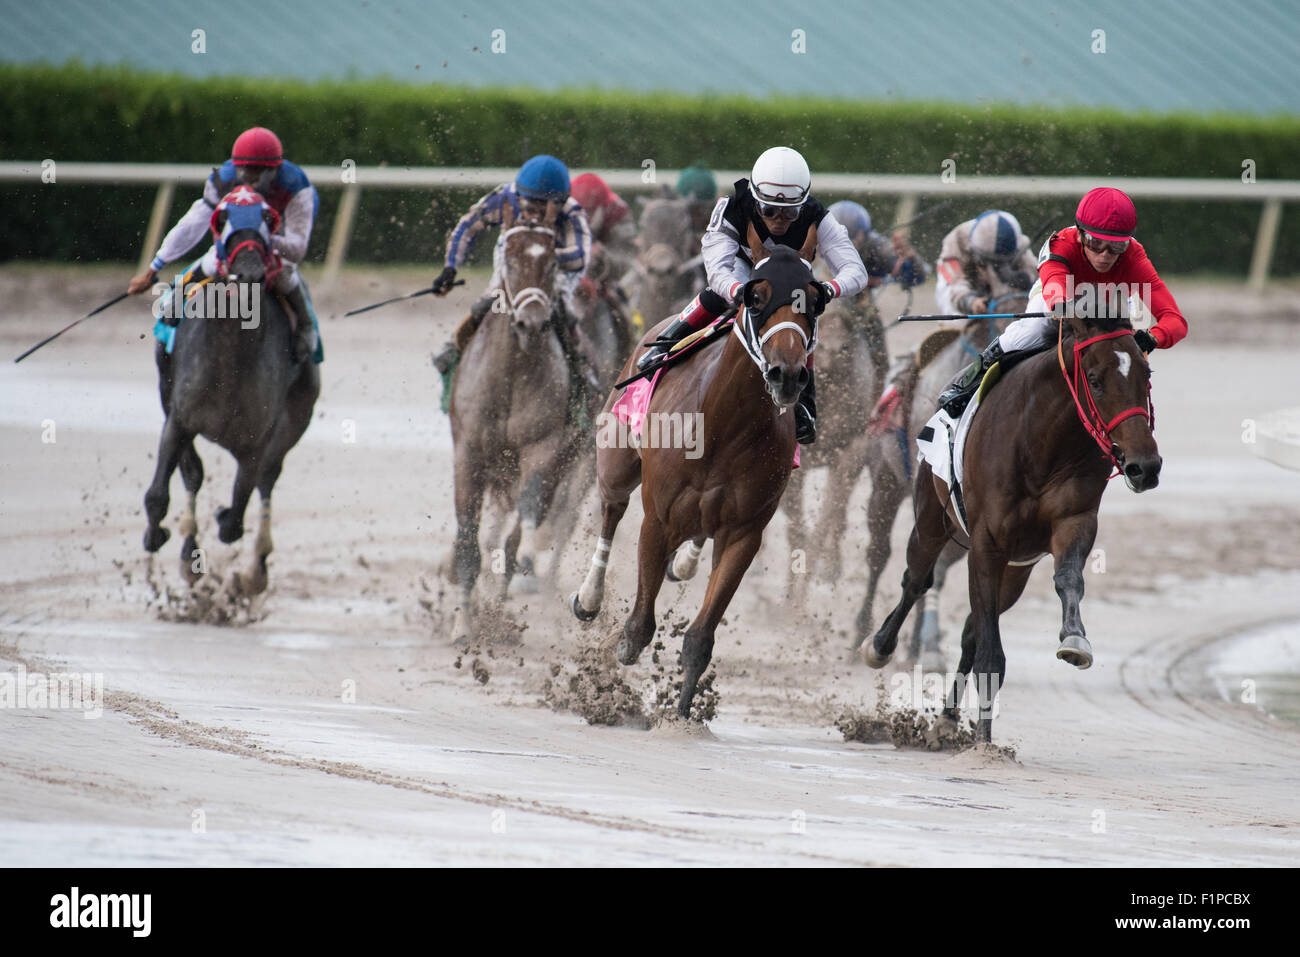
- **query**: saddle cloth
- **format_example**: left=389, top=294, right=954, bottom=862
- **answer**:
left=611, top=317, right=800, bottom=468
left=915, top=362, right=1005, bottom=533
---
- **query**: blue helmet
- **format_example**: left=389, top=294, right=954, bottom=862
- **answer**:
left=829, top=200, right=872, bottom=237
left=516, top=155, right=571, bottom=202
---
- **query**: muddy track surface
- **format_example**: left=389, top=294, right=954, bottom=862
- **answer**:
left=2, top=266, right=1298, bottom=866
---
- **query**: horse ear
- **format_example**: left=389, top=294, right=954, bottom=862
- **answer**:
left=799, top=223, right=819, bottom=262
left=262, top=208, right=277, bottom=230
left=544, top=200, right=560, bottom=226
left=745, top=222, right=766, bottom=265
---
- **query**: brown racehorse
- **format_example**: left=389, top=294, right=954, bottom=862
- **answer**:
left=571, top=228, right=821, bottom=718
left=862, top=308, right=1160, bottom=742
left=448, top=201, right=581, bottom=643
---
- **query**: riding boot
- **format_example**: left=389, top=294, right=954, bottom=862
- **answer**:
left=938, top=340, right=1004, bottom=418
left=794, top=369, right=817, bottom=445
left=636, top=317, right=695, bottom=371
left=553, top=300, right=601, bottom=394
left=283, top=284, right=317, bottom=364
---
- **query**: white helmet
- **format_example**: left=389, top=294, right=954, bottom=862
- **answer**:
left=969, top=210, right=1028, bottom=262
left=749, top=146, right=811, bottom=207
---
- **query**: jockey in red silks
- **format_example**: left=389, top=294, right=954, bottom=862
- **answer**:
left=635, top=146, right=869, bottom=444
left=938, top=187, right=1188, bottom=418
left=569, top=172, right=637, bottom=319
left=128, top=127, right=321, bottom=363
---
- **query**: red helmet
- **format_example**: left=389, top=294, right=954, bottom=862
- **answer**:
left=570, top=173, right=629, bottom=232
left=1075, top=187, right=1136, bottom=241
left=231, top=127, right=283, bottom=167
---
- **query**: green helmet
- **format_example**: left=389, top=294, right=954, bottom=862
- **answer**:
left=676, top=165, right=717, bottom=203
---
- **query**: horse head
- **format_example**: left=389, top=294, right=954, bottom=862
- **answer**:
left=975, top=253, right=1033, bottom=323
left=739, top=224, right=821, bottom=410
left=1064, top=308, right=1161, bottom=493
left=635, top=198, right=695, bottom=320
left=210, top=185, right=281, bottom=285
left=500, top=200, right=559, bottom=349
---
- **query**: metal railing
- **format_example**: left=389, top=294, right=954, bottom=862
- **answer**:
left=1, top=162, right=1292, bottom=288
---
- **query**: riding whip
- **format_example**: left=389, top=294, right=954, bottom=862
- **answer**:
left=13, top=292, right=130, bottom=363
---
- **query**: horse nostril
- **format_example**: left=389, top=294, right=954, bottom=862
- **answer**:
left=765, top=367, right=782, bottom=385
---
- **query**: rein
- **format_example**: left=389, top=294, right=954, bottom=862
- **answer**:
left=1056, top=323, right=1154, bottom=478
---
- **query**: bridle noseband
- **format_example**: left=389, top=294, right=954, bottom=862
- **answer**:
left=1056, top=323, right=1154, bottom=476
left=500, top=223, right=555, bottom=319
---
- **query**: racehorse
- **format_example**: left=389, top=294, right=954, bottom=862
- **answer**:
left=142, top=190, right=319, bottom=595
left=630, top=197, right=701, bottom=332
left=852, top=267, right=1031, bottom=668
left=861, top=306, right=1159, bottom=742
left=570, top=229, right=821, bottom=718
left=448, top=201, right=585, bottom=642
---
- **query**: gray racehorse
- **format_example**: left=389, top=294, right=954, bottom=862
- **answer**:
left=142, top=209, right=319, bottom=595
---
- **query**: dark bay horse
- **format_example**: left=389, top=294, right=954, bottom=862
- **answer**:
left=862, top=309, right=1159, bottom=742
left=852, top=274, right=1031, bottom=668
left=571, top=229, right=820, bottom=718
left=143, top=193, right=319, bottom=594
left=630, top=197, right=701, bottom=331
left=448, top=201, right=583, bottom=642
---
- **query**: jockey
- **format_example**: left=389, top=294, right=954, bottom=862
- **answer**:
left=675, top=164, right=719, bottom=235
left=869, top=210, right=1034, bottom=427
left=430, top=154, right=593, bottom=390
left=570, top=172, right=637, bottom=305
left=937, top=188, right=1188, bottom=418
left=636, top=146, right=869, bottom=444
left=127, top=127, right=321, bottom=363
left=827, top=200, right=928, bottom=293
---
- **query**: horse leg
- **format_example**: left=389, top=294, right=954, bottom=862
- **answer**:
left=572, top=497, right=628, bottom=621
left=783, top=467, right=809, bottom=601
left=143, top=415, right=189, bottom=553
left=215, top=451, right=261, bottom=545
left=450, top=456, right=487, bottom=645
left=616, top=513, right=672, bottom=666
left=666, top=536, right=706, bottom=583
left=943, top=561, right=1030, bottom=721
left=176, top=440, right=206, bottom=583
left=909, top=542, right=963, bottom=670
left=1051, top=514, right=1099, bottom=669
left=863, top=463, right=948, bottom=668
left=677, top=526, right=765, bottom=718
left=851, top=459, right=906, bottom=653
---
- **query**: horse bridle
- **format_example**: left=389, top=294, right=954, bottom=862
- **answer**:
left=499, top=223, right=555, bottom=317
left=1057, top=323, right=1154, bottom=476
left=732, top=295, right=818, bottom=378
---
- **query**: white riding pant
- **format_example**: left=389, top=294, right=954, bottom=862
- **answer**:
left=997, top=286, right=1053, bottom=352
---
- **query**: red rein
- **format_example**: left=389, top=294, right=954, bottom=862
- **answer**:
left=1056, top=325, right=1154, bottom=478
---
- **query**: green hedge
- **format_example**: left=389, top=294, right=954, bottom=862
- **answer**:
left=2, top=62, right=1297, bottom=274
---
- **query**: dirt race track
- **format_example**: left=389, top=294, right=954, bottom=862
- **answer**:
left=2, top=265, right=1299, bottom=866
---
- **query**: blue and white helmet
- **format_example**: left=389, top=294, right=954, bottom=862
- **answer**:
left=516, top=154, right=571, bottom=202
left=969, top=210, right=1028, bottom=262
left=828, top=200, right=872, bottom=238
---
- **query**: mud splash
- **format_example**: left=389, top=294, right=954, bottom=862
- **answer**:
left=834, top=677, right=979, bottom=752
left=143, top=556, right=265, bottom=627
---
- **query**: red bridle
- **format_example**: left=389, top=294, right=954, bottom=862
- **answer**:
left=1056, top=324, right=1154, bottom=478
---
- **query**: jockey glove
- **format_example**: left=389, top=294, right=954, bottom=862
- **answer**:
left=432, top=266, right=458, bottom=295
left=1134, top=330, right=1157, bottom=354
left=814, top=281, right=835, bottom=316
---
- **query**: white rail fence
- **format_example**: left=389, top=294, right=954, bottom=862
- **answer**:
left=1, top=162, right=1292, bottom=289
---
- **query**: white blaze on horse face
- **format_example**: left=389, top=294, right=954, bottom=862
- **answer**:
left=527, top=243, right=546, bottom=259
left=1116, top=349, right=1131, bottom=378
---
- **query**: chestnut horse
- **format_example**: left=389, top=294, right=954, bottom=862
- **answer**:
left=862, top=308, right=1159, bottom=742
left=571, top=229, right=821, bottom=717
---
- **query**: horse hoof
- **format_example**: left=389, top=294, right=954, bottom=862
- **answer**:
left=143, top=525, right=171, bottom=553
left=615, top=637, right=642, bottom=666
left=180, top=536, right=204, bottom=584
left=571, top=593, right=598, bottom=622
left=861, top=643, right=893, bottom=669
left=215, top=508, right=244, bottom=544
left=1056, top=635, right=1093, bottom=670
left=664, top=551, right=681, bottom=582
left=516, top=555, right=535, bottom=578
left=243, top=557, right=269, bottom=596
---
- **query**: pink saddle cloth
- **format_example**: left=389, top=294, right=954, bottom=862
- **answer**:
left=611, top=357, right=800, bottom=468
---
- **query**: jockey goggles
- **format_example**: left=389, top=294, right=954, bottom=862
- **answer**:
left=1080, top=229, right=1131, bottom=256
left=757, top=201, right=803, bottom=221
